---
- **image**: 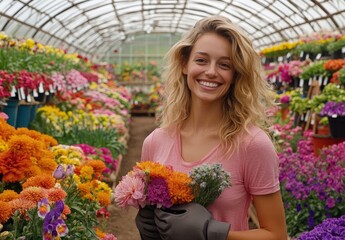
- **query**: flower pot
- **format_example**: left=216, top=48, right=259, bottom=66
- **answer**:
left=312, top=134, right=345, bottom=156
left=2, top=99, right=19, bottom=127
left=16, top=104, right=33, bottom=128
left=280, top=107, right=290, bottom=121
left=328, top=116, right=345, bottom=138
left=316, top=125, right=330, bottom=135
left=29, top=103, right=41, bottom=123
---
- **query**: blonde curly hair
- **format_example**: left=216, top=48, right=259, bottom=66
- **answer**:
left=157, top=15, right=275, bottom=154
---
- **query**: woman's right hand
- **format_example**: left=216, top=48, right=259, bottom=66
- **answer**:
left=135, top=206, right=162, bottom=240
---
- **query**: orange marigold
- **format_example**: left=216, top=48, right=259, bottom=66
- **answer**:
left=77, top=182, right=92, bottom=196
left=37, top=155, right=57, bottom=174
left=88, top=160, right=106, bottom=175
left=9, top=198, right=36, bottom=215
left=0, top=118, right=15, bottom=141
left=47, top=188, right=67, bottom=202
left=22, top=175, right=56, bottom=189
left=23, top=164, right=42, bottom=179
left=83, top=193, right=95, bottom=201
left=97, top=192, right=111, bottom=207
left=136, top=161, right=173, bottom=179
left=7, top=135, right=44, bottom=159
left=167, top=172, right=194, bottom=205
left=0, top=137, right=8, bottom=153
left=0, top=201, right=13, bottom=223
left=18, top=186, right=47, bottom=204
left=0, top=190, right=19, bottom=202
left=15, top=128, right=58, bottom=148
left=0, top=151, right=31, bottom=182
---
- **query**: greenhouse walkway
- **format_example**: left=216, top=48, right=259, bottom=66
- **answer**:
left=106, top=116, right=157, bottom=240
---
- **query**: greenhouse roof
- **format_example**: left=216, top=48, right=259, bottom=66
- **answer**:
left=1, top=0, right=344, bottom=61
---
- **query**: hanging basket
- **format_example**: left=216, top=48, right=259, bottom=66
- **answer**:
left=328, top=116, right=345, bottom=138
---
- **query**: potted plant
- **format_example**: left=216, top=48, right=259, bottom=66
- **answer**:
left=320, top=101, right=345, bottom=138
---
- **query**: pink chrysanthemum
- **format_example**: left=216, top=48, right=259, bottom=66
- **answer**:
left=114, top=170, right=146, bottom=209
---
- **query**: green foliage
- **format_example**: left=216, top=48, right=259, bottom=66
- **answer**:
left=300, top=60, right=328, bottom=80
left=326, top=38, right=345, bottom=53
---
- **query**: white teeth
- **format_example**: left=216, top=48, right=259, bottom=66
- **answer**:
left=199, top=81, right=219, bottom=88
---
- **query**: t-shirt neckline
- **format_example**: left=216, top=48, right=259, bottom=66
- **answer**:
left=176, top=129, right=220, bottom=166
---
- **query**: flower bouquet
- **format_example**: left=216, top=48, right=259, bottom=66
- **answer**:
left=114, top=161, right=231, bottom=209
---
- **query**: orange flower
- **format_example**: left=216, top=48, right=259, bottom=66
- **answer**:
left=22, top=175, right=56, bottom=189
left=0, top=201, right=13, bottom=223
left=9, top=198, right=36, bottom=215
left=0, top=118, right=15, bottom=141
left=97, top=192, right=111, bottom=207
left=77, top=182, right=92, bottom=196
left=47, top=188, right=67, bottom=202
left=95, top=228, right=106, bottom=239
left=0, top=190, right=19, bottom=202
left=88, top=160, right=106, bottom=175
left=15, top=128, right=58, bottom=148
left=0, top=151, right=31, bottom=182
left=18, top=186, right=47, bottom=204
left=7, top=135, right=44, bottom=159
left=37, top=155, right=57, bottom=174
left=137, top=161, right=172, bottom=179
left=167, top=172, right=194, bottom=205
left=63, top=204, right=71, bottom=216
left=0, top=137, right=8, bottom=153
left=24, top=165, right=42, bottom=178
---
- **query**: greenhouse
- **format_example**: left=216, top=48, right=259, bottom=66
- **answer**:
left=0, top=0, right=344, bottom=239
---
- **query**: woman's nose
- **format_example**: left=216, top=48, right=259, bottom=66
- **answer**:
left=205, top=63, right=217, bottom=77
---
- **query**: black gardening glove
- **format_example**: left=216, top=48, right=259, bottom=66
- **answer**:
left=154, top=203, right=230, bottom=240
left=135, top=206, right=162, bottom=240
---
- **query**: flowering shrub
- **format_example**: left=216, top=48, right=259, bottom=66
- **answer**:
left=298, top=215, right=345, bottom=239
left=279, top=139, right=345, bottom=237
left=114, top=161, right=231, bottom=209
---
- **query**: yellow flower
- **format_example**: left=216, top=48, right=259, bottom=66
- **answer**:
left=80, top=166, right=94, bottom=181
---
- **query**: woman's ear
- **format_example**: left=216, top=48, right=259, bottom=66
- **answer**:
left=182, top=64, right=188, bottom=75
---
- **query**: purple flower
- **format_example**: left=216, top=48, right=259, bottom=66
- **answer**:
left=147, top=177, right=172, bottom=208
left=37, top=198, right=50, bottom=219
left=52, top=164, right=66, bottom=179
left=320, top=101, right=345, bottom=117
left=43, top=200, right=68, bottom=239
left=65, top=164, right=74, bottom=177
left=298, top=215, right=345, bottom=239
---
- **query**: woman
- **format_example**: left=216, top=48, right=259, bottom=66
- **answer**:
left=136, top=15, right=287, bottom=240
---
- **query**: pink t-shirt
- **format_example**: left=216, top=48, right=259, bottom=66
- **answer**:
left=141, top=126, right=280, bottom=231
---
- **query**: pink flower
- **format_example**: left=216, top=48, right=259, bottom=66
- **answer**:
left=0, top=112, right=9, bottom=120
left=114, top=170, right=147, bottom=209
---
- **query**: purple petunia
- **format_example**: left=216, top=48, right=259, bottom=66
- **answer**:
left=298, top=215, right=345, bottom=239
left=320, top=101, right=345, bottom=117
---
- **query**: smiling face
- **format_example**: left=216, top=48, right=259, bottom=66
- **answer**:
left=183, top=32, right=234, bottom=104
